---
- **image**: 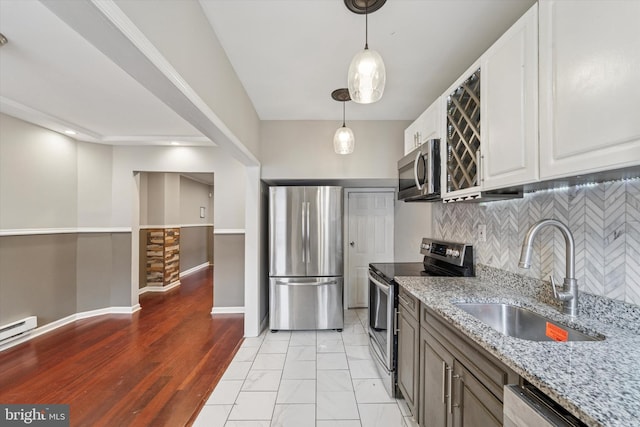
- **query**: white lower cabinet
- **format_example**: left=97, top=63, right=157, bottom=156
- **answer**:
left=538, top=0, right=640, bottom=179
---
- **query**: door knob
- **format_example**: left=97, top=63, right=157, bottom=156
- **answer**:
left=349, top=241, right=355, bottom=247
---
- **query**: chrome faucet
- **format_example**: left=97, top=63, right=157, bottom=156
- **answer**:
left=518, top=219, right=579, bottom=317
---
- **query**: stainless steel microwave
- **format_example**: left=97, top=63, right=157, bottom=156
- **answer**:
left=397, top=139, right=441, bottom=201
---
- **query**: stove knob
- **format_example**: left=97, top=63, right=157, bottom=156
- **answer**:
left=423, top=243, right=431, bottom=251
left=450, top=249, right=461, bottom=258
left=445, top=248, right=453, bottom=256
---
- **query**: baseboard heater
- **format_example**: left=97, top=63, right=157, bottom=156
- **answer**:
left=0, top=316, right=37, bottom=343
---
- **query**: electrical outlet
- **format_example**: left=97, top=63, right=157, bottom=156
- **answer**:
left=478, top=224, right=487, bottom=242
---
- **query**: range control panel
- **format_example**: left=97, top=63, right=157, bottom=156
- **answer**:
left=420, top=238, right=472, bottom=267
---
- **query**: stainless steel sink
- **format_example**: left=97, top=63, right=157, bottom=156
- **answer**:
left=454, top=303, right=604, bottom=342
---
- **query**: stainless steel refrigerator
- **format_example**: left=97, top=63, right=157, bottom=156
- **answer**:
left=269, top=186, right=344, bottom=331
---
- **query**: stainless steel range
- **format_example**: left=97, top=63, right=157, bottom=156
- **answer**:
left=368, top=238, right=474, bottom=397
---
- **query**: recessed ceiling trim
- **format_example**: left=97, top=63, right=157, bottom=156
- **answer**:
left=0, top=96, right=214, bottom=146
left=0, top=96, right=101, bottom=140
left=102, top=135, right=214, bottom=146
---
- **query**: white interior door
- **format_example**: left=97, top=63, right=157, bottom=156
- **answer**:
left=346, top=191, right=395, bottom=308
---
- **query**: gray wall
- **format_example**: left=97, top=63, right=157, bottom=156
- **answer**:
left=433, top=180, right=640, bottom=305
left=179, top=176, right=214, bottom=272
left=0, top=234, right=77, bottom=326
left=180, top=226, right=211, bottom=272
left=213, top=234, right=245, bottom=308
left=180, top=175, right=213, bottom=224
left=76, top=233, right=132, bottom=311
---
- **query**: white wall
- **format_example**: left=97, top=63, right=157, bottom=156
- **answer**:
left=110, top=145, right=245, bottom=230
left=77, top=142, right=112, bottom=227
left=114, top=0, right=260, bottom=160
left=0, top=114, right=78, bottom=229
left=260, top=120, right=409, bottom=181
left=394, top=202, right=433, bottom=262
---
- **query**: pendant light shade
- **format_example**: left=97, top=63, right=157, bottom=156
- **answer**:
left=345, top=0, right=386, bottom=104
left=334, top=125, right=355, bottom=155
left=348, top=48, right=385, bottom=104
left=331, top=88, right=355, bottom=155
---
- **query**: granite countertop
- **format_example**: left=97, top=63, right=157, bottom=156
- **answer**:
left=395, top=265, right=640, bottom=427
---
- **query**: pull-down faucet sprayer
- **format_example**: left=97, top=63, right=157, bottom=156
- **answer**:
left=519, top=219, right=579, bottom=317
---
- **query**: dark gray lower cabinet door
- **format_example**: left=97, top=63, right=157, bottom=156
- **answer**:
left=397, top=307, right=419, bottom=418
left=419, top=330, right=453, bottom=427
left=453, top=361, right=503, bottom=427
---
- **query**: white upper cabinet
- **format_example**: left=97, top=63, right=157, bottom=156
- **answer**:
left=404, top=98, right=442, bottom=155
left=539, top=0, right=640, bottom=179
left=481, top=4, right=538, bottom=190
left=418, top=99, right=441, bottom=144
left=441, top=4, right=538, bottom=201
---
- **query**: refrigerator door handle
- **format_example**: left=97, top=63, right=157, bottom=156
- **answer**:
left=305, top=201, right=311, bottom=264
left=301, top=201, right=306, bottom=263
left=273, top=278, right=339, bottom=286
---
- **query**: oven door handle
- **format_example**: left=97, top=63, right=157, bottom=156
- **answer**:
left=368, top=272, right=390, bottom=294
left=369, top=336, right=389, bottom=371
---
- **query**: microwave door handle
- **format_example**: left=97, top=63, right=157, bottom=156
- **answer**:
left=427, top=144, right=434, bottom=193
left=414, top=151, right=424, bottom=190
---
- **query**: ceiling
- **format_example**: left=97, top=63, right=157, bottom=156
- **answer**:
left=0, top=0, right=208, bottom=145
left=200, top=0, right=536, bottom=121
left=0, top=0, right=536, bottom=145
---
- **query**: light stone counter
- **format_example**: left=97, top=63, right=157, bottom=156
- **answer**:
left=395, top=265, right=640, bottom=427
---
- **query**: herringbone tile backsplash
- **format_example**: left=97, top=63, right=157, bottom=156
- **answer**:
left=433, top=179, right=640, bottom=305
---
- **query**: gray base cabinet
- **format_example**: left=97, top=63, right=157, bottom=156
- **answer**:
left=415, top=303, right=519, bottom=427
left=397, top=287, right=420, bottom=420
left=419, top=329, right=453, bottom=427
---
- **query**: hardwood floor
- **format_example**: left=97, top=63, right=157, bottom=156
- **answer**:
left=0, top=267, right=244, bottom=427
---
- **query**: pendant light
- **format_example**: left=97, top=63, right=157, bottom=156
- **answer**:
left=345, top=0, right=386, bottom=104
left=332, top=88, right=355, bottom=155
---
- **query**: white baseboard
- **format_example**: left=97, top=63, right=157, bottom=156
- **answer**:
left=0, top=305, right=140, bottom=353
left=138, top=280, right=181, bottom=295
left=179, top=262, right=211, bottom=278
left=211, top=306, right=245, bottom=314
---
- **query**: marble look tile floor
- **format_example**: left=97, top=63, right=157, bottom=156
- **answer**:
left=193, top=309, right=418, bottom=427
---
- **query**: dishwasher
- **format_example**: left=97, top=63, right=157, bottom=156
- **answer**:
left=504, top=385, right=587, bottom=427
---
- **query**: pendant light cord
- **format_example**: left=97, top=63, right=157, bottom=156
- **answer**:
left=364, top=0, right=369, bottom=49
left=342, top=102, right=346, bottom=127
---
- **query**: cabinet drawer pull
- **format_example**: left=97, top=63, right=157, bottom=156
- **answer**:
left=399, top=293, right=413, bottom=308
left=447, top=366, right=453, bottom=414
left=441, top=361, right=447, bottom=404
left=394, top=308, right=400, bottom=335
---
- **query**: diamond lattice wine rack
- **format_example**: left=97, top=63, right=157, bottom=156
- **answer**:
left=446, top=69, right=481, bottom=192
